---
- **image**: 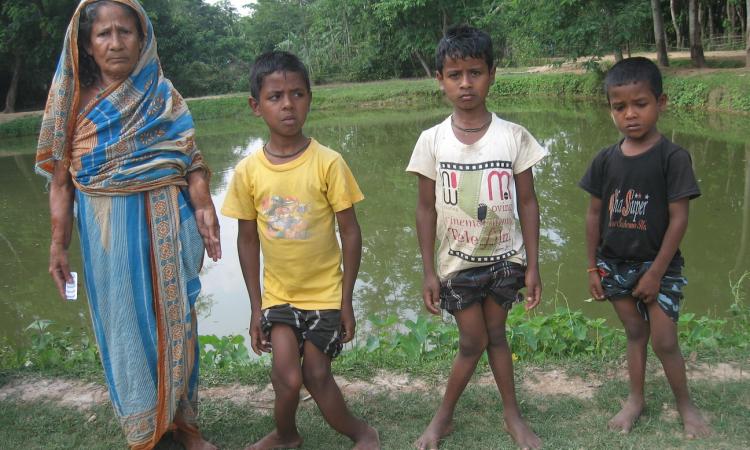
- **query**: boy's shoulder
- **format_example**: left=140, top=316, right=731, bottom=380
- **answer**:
left=233, top=147, right=262, bottom=172
left=310, top=138, right=344, bottom=162
left=417, top=116, right=451, bottom=140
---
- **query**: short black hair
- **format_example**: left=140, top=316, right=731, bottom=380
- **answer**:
left=603, top=57, right=663, bottom=100
left=249, top=51, right=311, bottom=99
left=78, top=0, right=144, bottom=88
left=435, top=25, right=494, bottom=74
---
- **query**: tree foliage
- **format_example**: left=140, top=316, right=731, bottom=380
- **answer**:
left=1, top=0, right=747, bottom=111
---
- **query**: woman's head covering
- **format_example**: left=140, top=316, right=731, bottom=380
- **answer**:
left=35, top=0, right=206, bottom=191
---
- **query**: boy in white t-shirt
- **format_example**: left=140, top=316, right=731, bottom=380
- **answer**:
left=406, top=25, right=546, bottom=450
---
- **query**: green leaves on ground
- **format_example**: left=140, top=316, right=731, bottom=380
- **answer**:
left=4, top=271, right=749, bottom=377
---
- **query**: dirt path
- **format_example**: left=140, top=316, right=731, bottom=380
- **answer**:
left=1, top=362, right=745, bottom=412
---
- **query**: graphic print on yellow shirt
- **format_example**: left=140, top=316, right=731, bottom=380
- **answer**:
left=221, top=139, right=364, bottom=310
left=261, top=195, right=310, bottom=239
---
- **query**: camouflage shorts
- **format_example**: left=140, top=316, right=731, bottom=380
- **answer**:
left=596, top=258, right=686, bottom=322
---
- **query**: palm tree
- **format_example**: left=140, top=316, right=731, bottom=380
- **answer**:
left=651, top=0, right=669, bottom=66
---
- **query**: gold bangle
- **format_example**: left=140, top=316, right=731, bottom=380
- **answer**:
left=586, top=267, right=599, bottom=273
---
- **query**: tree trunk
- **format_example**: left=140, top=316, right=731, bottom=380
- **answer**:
left=651, top=0, right=670, bottom=65
left=689, top=0, right=706, bottom=67
left=414, top=52, right=432, bottom=78
left=671, top=0, right=683, bottom=48
left=3, top=53, right=22, bottom=114
left=728, top=0, right=737, bottom=36
left=708, top=3, right=715, bottom=39
left=614, top=48, right=624, bottom=61
left=746, top=0, right=750, bottom=67
left=738, top=2, right=746, bottom=39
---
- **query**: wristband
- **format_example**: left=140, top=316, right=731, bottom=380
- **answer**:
left=586, top=267, right=599, bottom=273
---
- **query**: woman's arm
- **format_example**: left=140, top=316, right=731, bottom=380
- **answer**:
left=187, top=169, right=221, bottom=261
left=515, top=168, right=542, bottom=310
left=335, top=207, right=362, bottom=344
left=49, top=160, right=75, bottom=299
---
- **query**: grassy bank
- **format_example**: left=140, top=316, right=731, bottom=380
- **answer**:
left=2, top=371, right=748, bottom=449
left=2, top=275, right=749, bottom=448
left=2, top=69, right=749, bottom=139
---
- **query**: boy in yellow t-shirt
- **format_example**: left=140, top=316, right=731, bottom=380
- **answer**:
left=221, top=51, right=379, bottom=450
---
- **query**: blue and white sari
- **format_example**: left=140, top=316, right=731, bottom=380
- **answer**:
left=35, top=1, right=208, bottom=448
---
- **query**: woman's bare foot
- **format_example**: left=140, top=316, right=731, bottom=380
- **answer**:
left=608, top=396, right=644, bottom=433
left=352, top=424, right=381, bottom=450
left=173, top=429, right=218, bottom=450
left=503, top=414, right=541, bottom=450
left=413, top=414, right=454, bottom=450
left=678, top=403, right=712, bottom=439
left=245, top=429, right=303, bottom=450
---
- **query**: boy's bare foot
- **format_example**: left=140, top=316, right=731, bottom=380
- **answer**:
left=245, top=429, right=303, bottom=450
left=173, top=429, right=218, bottom=450
left=352, top=424, right=381, bottom=450
left=679, top=403, right=712, bottom=439
left=413, top=415, right=454, bottom=450
left=503, top=414, right=541, bottom=450
left=608, top=396, right=644, bottom=433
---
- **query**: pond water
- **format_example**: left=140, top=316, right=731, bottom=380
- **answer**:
left=1, top=98, right=749, bottom=346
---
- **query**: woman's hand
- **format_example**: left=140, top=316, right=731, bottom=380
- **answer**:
left=49, top=243, right=73, bottom=300
left=194, top=204, right=221, bottom=261
left=187, top=170, right=221, bottom=261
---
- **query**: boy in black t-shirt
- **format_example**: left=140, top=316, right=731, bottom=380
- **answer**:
left=579, top=57, right=711, bottom=439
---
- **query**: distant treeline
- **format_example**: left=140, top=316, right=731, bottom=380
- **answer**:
left=2, top=0, right=748, bottom=112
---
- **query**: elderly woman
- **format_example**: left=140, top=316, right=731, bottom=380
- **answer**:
left=35, top=1, right=220, bottom=449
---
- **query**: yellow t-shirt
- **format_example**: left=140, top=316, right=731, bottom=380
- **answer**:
left=221, top=139, right=364, bottom=310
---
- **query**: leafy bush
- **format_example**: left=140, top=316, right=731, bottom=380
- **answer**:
left=198, top=334, right=252, bottom=369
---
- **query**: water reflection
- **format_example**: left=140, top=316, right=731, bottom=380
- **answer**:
left=1, top=99, right=749, bottom=346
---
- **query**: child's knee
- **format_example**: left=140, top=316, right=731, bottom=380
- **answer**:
left=302, top=361, right=332, bottom=390
left=622, top=320, right=649, bottom=342
left=651, top=334, right=680, bottom=358
left=458, top=332, right=488, bottom=358
left=272, top=367, right=303, bottom=393
left=486, top=326, right=508, bottom=348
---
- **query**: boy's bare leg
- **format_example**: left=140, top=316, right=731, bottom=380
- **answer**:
left=300, top=341, right=380, bottom=450
left=246, top=325, right=304, bottom=450
left=483, top=298, right=541, bottom=450
left=609, top=297, right=649, bottom=433
left=646, top=302, right=712, bottom=438
left=415, top=303, right=487, bottom=450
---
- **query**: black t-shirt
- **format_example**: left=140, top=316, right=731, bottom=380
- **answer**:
left=579, top=136, right=701, bottom=263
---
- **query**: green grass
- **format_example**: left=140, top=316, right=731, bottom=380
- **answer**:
left=668, top=57, right=746, bottom=69
left=4, top=69, right=749, bottom=139
left=2, top=373, right=748, bottom=449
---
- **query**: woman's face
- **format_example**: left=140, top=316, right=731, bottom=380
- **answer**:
left=85, top=2, right=142, bottom=85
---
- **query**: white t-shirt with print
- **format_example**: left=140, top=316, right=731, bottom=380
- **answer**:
left=406, top=114, right=546, bottom=280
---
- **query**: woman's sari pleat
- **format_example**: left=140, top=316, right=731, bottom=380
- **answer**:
left=77, top=185, right=202, bottom=448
